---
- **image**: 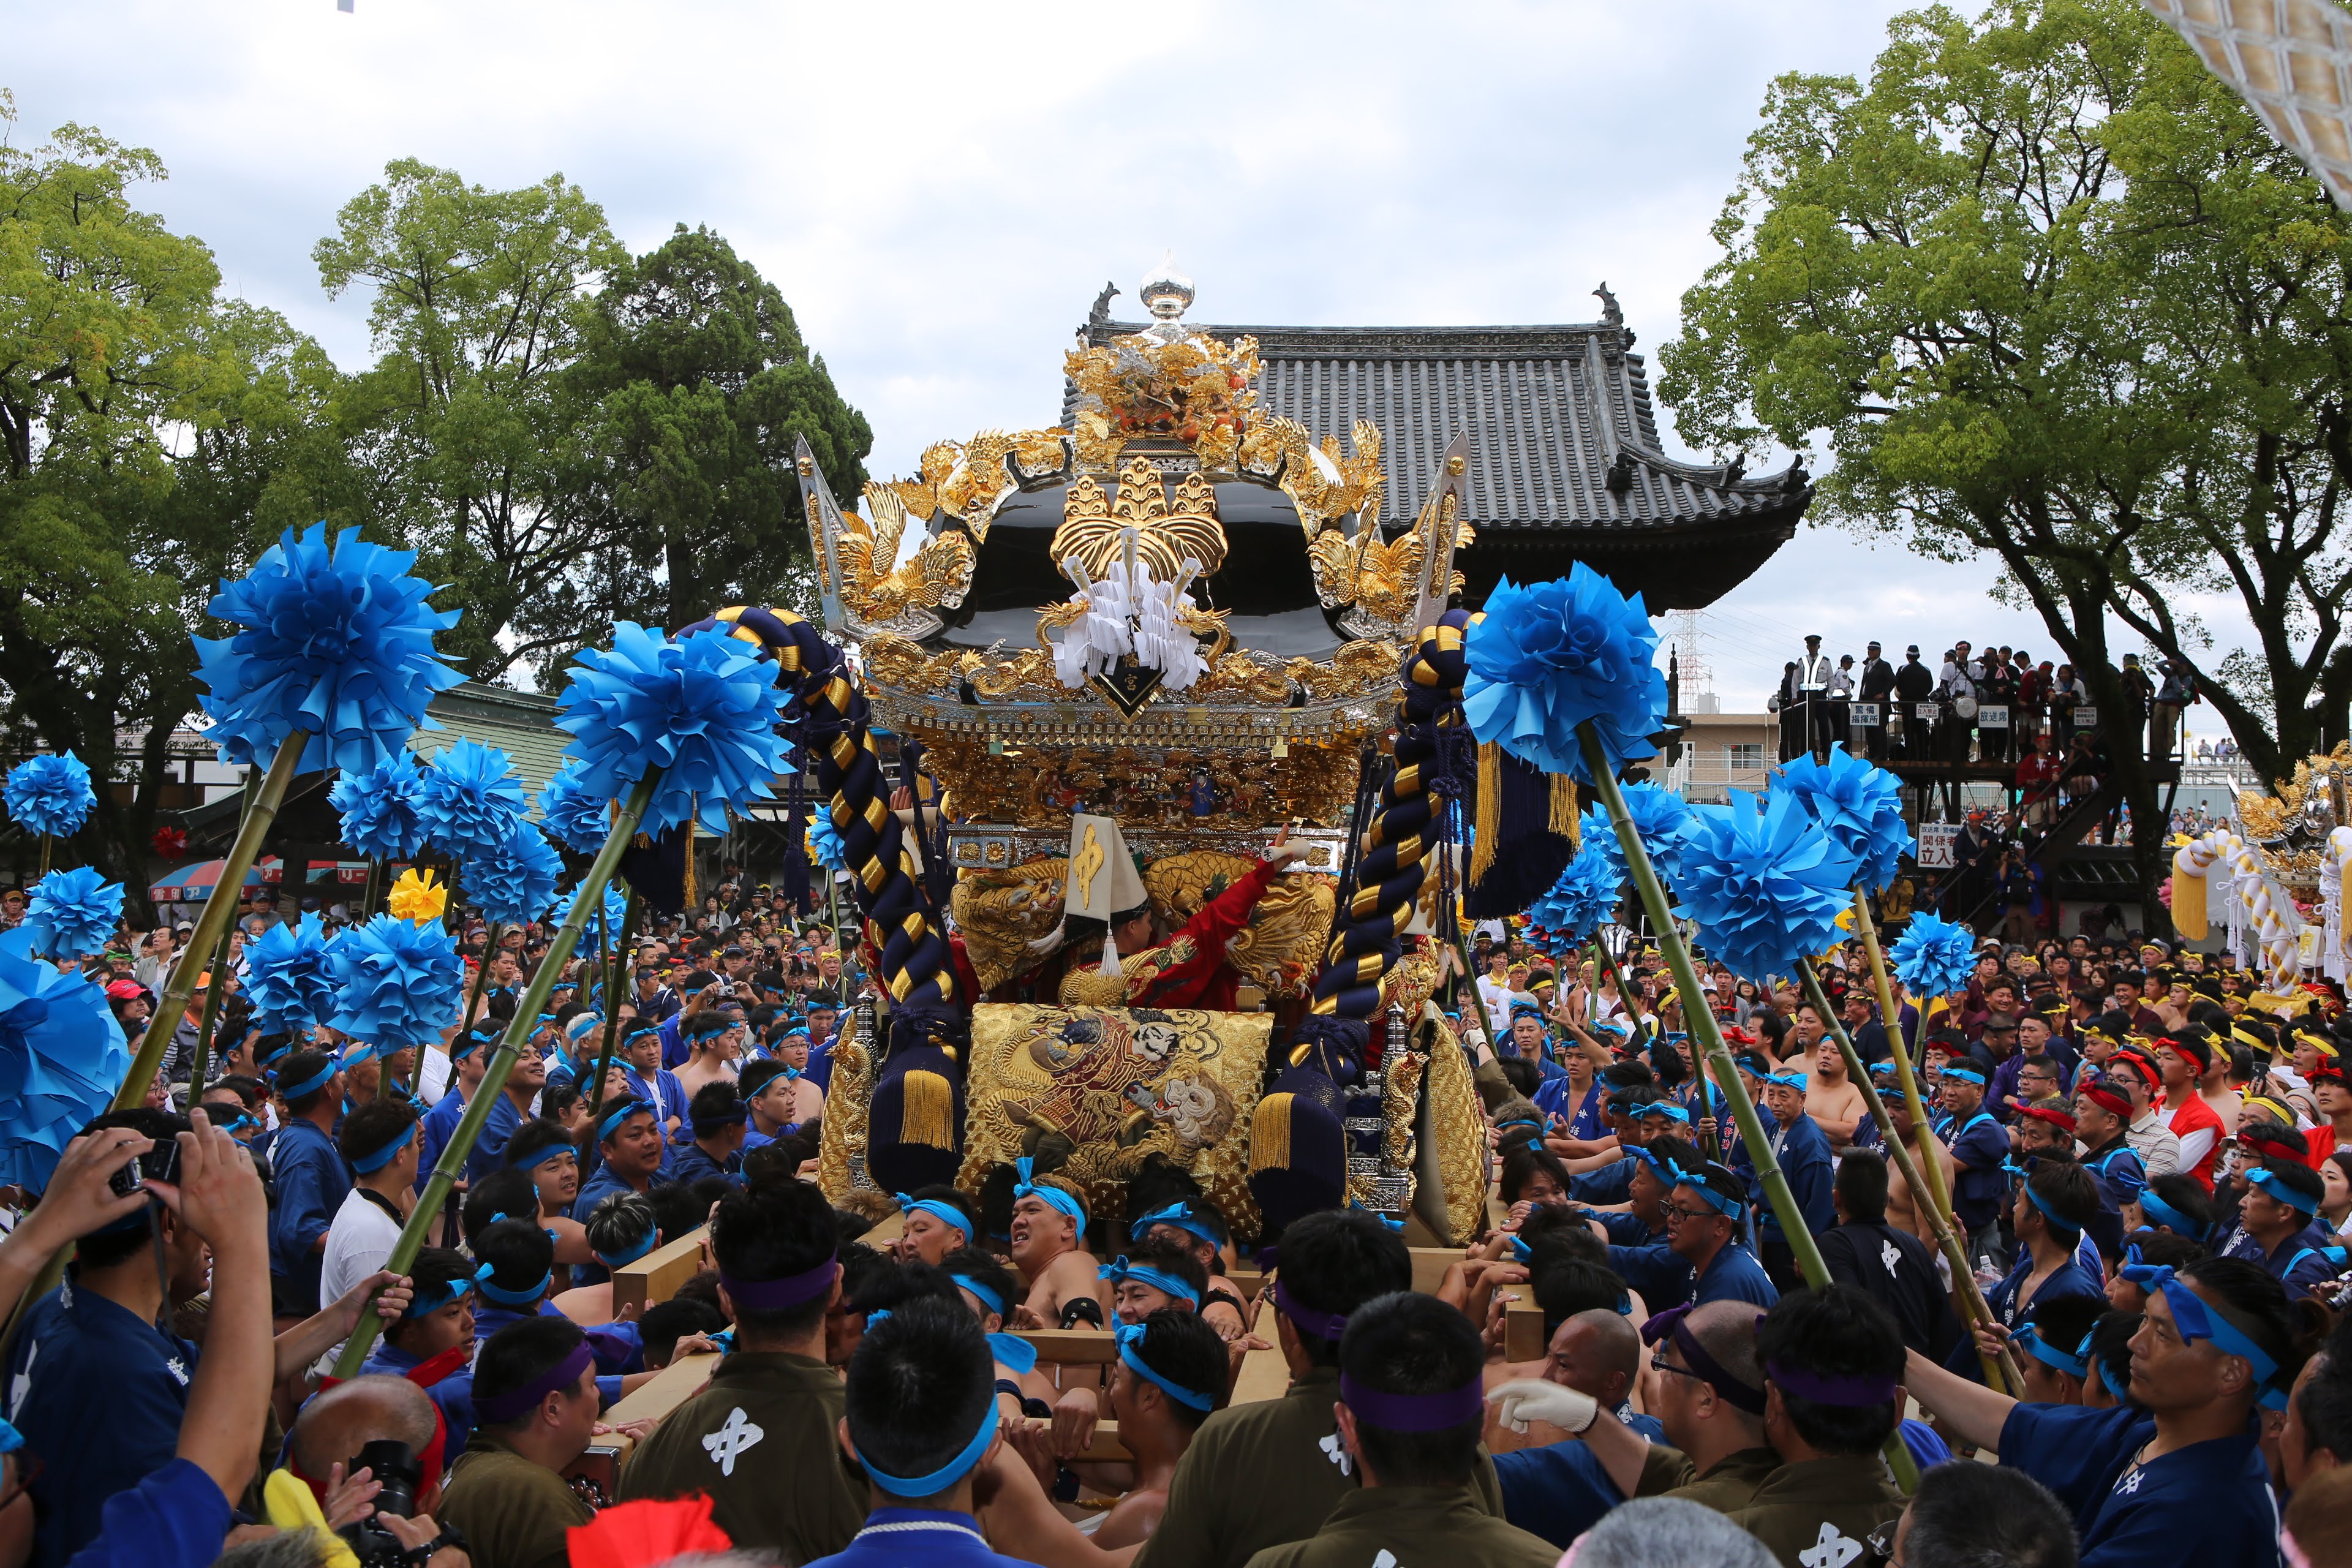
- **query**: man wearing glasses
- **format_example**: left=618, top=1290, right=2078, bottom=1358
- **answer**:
left=1663, top=1163, right=1781, bottom=1310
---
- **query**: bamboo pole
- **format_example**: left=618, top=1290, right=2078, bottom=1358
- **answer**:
left=585, top=886, right=642, bottom=1119
left=1796, top=961, right=2026, bottom=1396
left=332, top=772, right=658, bottom=1378
left=1577, top=725, right=1917, bottom=1493
left=1850, top=894, right=1967, bottom=1264
left=116, top=737, right=307, bottom=1110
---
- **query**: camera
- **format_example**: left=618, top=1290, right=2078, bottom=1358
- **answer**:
left=340, top=1441, right=424, bottom=1568
left=105, top=1137, right=182, bottom=1200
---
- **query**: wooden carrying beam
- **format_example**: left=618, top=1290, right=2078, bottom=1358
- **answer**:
left=612, top=1225, right=710, bottom=1318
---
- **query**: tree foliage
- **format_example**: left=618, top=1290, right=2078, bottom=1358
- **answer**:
left=1658, top=0, right=2352, bottom=922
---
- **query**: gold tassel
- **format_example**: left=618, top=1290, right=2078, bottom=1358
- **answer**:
left=1251, top=1093, right=1294, bottom=1172
left=1469, top=739, right=1502, bottom=885
left=899, top=1069, right=955, bottom=1150
left=1550, top=774, right=1581, bottom=846
left=682, top=802, right=699, bottom=914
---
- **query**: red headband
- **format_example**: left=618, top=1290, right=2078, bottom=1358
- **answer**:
left=2018, top=1102, right=2078, bottom=1135
left=2079, top=1080, right=2132, bottom=1118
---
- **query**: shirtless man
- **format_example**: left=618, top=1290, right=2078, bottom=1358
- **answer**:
left=671, top=1011, right=741, bottom=1099
left=1807, top=1033, right=1869, bottom=1150
left=1879, top=1091, right=1957, bottom=1250
left=1132, top=1198, right=1252, bottom=1340
left=1007, top=1159, right=1105, bottom=1328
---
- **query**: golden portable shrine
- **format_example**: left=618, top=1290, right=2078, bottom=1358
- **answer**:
left=739, top=259, right=1809, bottom=1248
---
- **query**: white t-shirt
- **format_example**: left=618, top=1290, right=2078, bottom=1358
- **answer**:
left=316, top=1186, right=405, bottom=1371
left=1477, top=976, right=1515, bottom=1024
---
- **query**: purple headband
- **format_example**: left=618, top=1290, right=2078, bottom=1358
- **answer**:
left=719, top=1257, right=840, bottom=1311
left=1275, top=1278, right=1350, bottom=1343
left=474, top=1341, right=594, bottom=1424
left=1338, top=1372, right=1487, bottom=1432
left=1640, top=1305, right=1766, bottom=1416
left=1765, top=1359, right=1899, bottom=1408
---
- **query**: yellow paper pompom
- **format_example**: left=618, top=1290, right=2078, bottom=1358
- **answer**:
left=387, top=867, right=447, bottom=924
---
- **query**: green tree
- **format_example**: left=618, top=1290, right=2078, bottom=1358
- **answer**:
left=0, top=92, right=352, bottom=918
left=1657, top=0, right=2352, bottom=928
left=518, top=222, right=869, bottom=663
left=316, top=159, right=625, bottom=680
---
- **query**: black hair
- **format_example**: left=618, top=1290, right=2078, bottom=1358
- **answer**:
left=462, top=1168, right=546, bottom=1246
left=473, top=1218, right=555, bottom=1304
left=1834, top=1148, right=1890, bottom=1224
left=2122, top=1230, right=2209, bottom=1272
left=2179, top=1256, right=2304, bottom=1406
left=1337, top=1292, right=1487, bottom=1487
left=640, top=1297, right=726, bottom=1369
left=585, top=1192, right=658, bottom=1261
left=383, top=1247, right=473, bottom=1348
left=209, top=1074, right=264, bottom=1109
left=1514, top=1206, right=1605, bottom=1273
left=710, top=1180, right=840, bottom=1341
left=940, top=1248, right=1023, bottom=1326
left=2296, top=1319, right=2352, bottom=1469
left=1755, top=1283, right=1904, bottom=1455
left=473, top=1314, right=589, bottom=1428
left=837, top=1241, right=896, bottom=1315
left=1534, top=1259, right=1629, bottom=1337
left=2087, top=1311, right=2141, bottom=1406
left=541, top=1082, right=584, bottom=1125
left=843, top=1294, right=995, bottom=1499
left=738, top=1059, right=795, bottom=1101
left=277, top=1048, right=338, bottom=1116
left=2142, top=1173, right=2214, bottom=1235
left=688, top=1082, right=747, bottom=1138
left=1126, top=1307, right=1227, bottom=1431
left=1123, top=1155, right=1209, bottom=1234
left=1275, top=1208, right=1412, bottom=1369
left=642, top=1180, right=706, bottom=1248
left=1645, top=1036, right=1689, bottom=1088
left=1900, top=1463, right=2079, bottom=1568
left=1597, top=1061, right=1657, bottom=1095
left=1498, top=1144, right=1571, bottom=1206
left=2025, top=1162, right=2100, bottom=1234
left=1496, top=1057, right=1542, bottom=1098
left=2022, top=1294, right=2107, bottom=1374
left=502, top=1117, right=578, bottom=1173
left=851, top=1259, right=966, bottom=1318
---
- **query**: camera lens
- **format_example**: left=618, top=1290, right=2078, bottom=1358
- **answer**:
left=351, top=1440, right=421, bottom=1520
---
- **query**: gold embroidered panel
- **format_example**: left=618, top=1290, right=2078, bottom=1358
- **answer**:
left=957, top=1003, right=1273, bottom=1243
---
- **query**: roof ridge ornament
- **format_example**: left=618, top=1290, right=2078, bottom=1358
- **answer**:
left=1137, top=251, right=1196, bottom=342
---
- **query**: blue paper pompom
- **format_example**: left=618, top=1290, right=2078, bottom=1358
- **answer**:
left=1529, top=845, right=1621, bottom=943
left=1463, top=568, right=1669, bottom=782
left=1888, top=911, right=1979, bottom=1000
left=551, top=879, right=631, bottom=948
left=245, top=911, right=337, bottom=1035
left=0, top=926, right=130, bottom=1191
left=809, top=813, right=847, bottom=873
left=20, top=867, right=124, bottom=961
left=4, top=753, right=96, bottom=840
left=194, top=524, right=465, bottom=775
left=1579, top=782, right=1697, bottom=891
left=415, top=738, right=531, bottom=863
left=325, top=914, right=465, bottom=1052
left=1672, top=790, right=1860, bottom=984
left=554, top=623, right=791, bottom=836
left=460, top=820, right=564, bottom=926
left=1771, top=750, right=1913, bottom=894
left=330, top=752, right=429, bottom=862
left=535, top=759, right=612, bottom=853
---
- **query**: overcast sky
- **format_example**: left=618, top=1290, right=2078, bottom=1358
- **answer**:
left=9, top=0, right=2252, bottom=729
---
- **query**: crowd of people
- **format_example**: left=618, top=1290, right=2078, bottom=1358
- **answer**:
left=9, top=867, right=2352, bottom=1568
left=1772, top=638, right=2199, bottom=771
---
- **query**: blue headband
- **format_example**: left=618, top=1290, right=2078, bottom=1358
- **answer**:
left=1115, top=1321, right=1217, bottom=1411
left=514, top=1139, right=575, bottom=1172
left=472, top=1261, right=551, bottom=1307
left=1134, top=1201, right=1222, bottom=1254
left=277, top=1061, right=337, bottom=1101
left=1679, top=1177, right=1746, bottom=1218
left=404, top=1274, right=473, bottom=1321
left=2137, top=1189, right=2201, bottom=1238
left=1940, top=1065, right=1987, bottom=1086
left=1762, top=1071, right=1807, bottom=1090
left=1642, top=1102, right=1692, bottom=1124
left=861, top=1398, right=998, bottom=1497
left=897, top=1194, right=971, bottom=1237
left=952, top=1273, right=1006, bottom=1317
left=350, top=1122, right=417, bottom=1174
left=623, top=1025, right=662, bottom=1047
left=1631, top=1146, right=1685, bottom=1188
left=595, top=1231, right=659, bottom=1270
left=2120, top=1261, right=2286, bottom=1408
left=597, top=1099, right=654, bottom=1142
left=986, top=1330, right=1038, bottom=1375
left=1013, top=1158, right=1087, bottom=1228
left=2248, top=1166, right=2321, bottom=1217
left=1349, top=1202, right=1404, bottom=1232
left=2021, top=1183, right=2082, bottom=1237
left=452, top=1028, right=500, bottom=1062
left=2016, top=1323, right=2089, bottom=1378
left=1099, top=1256, right=1202, bottom=1309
